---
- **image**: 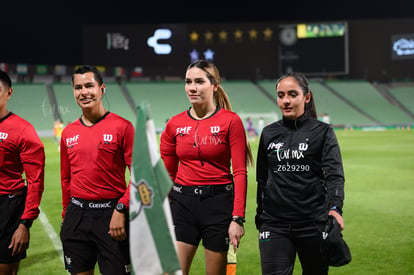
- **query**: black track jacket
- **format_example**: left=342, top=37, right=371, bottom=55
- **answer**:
left=256, top=114, right=344, bottom=226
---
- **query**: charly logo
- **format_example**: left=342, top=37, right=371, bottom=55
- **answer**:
left=393, top=38, right=414, bottom=56
left=147, top=29, right=172, bottom=55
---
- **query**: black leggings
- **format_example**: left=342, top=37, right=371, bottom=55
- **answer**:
left=258, top=222, right=329, bottom=275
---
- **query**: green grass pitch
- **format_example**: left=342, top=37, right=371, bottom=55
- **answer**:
left=18, top=129, right=414, bottom=274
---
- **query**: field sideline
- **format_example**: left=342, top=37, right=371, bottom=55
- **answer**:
left=18, top=129, right=414, bottom=274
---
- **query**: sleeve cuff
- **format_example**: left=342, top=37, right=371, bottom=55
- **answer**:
left=330, top=205, right=342, bottom=215
left=20, top=219, right=33, bottom=228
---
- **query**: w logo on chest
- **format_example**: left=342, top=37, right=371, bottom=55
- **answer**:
left=103, top=134, right=113, bottom=142
left=0, top=132, right=8, bottom=141
left=210, top=126, right=220, bottom=134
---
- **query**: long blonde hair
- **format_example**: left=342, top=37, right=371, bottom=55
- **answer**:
left=187, top=60, right=254, bottom=167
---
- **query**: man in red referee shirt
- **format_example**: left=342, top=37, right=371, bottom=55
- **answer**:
left=0, top=69, right=45, bottom=274
left=60, top=65, right=134, bottom=274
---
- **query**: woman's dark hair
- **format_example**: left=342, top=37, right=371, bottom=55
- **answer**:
left=276, top=72, right=318, bottom=119
left=72, top=65, right=104, bottom=86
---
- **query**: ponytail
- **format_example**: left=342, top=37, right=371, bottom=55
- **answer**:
left=187, top=60, right=254, bottom=167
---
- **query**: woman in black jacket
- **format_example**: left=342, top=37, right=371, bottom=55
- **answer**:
left=255, top=72, right=345, bottom=275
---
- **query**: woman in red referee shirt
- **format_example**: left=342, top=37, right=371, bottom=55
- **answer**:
left=160, top=60, right=253, bottom=275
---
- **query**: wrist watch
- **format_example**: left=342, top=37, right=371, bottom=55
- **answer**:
left=232, top=216, right=245, bottom=226
left=20, top=219, right=33, bottom=228
left=115, top=202, right=127, bottom=214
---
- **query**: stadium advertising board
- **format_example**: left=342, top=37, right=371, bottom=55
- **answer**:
left=278, top=22, right=349, bottom=76
left=83, top=21, right=350, bottom=79
left=82, top=22, right=279, bottom=79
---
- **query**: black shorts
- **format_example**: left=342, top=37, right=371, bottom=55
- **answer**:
left=0, top=189, right=27, bottom=263
left=169, top=183, right=234, bottom=252
left=60, top=197, right=130, bottom=274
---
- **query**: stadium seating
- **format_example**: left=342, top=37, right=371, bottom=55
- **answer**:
left=388, top=85, right=414, bottom=116
left=124, top=81, right=188, bottom=131
left=326, top=80, right=413, bottom=125
left=7, top=79, right=414, bottom=136
left=8, top=83, right=55, bottom=135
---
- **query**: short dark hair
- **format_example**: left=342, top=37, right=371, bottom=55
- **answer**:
left=0, top=69, right=12, bottom=88
left=72, top=65, right=103, bottom=86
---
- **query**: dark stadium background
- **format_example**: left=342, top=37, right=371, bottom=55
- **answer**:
left=2, top=0, right=414, bottom=80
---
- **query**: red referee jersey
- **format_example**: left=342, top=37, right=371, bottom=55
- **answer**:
left=60, top=112, right=134, bottom=218
left=0, top=113, right=45, bottom=220
left=160, top=107, right=248, bottom=217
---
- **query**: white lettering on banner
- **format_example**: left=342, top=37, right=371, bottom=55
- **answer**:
left=106, top=32, right=130, bottom=51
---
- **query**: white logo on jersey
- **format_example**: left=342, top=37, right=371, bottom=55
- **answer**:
left=271, top=140, right=309, bottom=161
left=0, top=132, right=8, bottom=141
left=64, top=255, right=72, bottom=265
left=176, top=126, right=192, bottom=135
left=268, top=142, right=284, bottom=151
left=103, top=134, right=113, bottom=142
left=298, top=142, right=308, bottom=151
left=66, top=135, right=79, bottom=147
left=210, top=126, right=220, bottom=134
left=259, top=231, right=271, bottom=240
